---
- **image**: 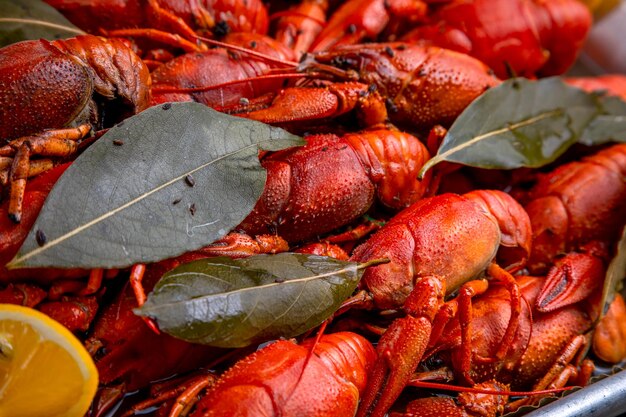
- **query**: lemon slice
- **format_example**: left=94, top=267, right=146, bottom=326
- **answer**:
left=0, top=304, right=98, bottom=417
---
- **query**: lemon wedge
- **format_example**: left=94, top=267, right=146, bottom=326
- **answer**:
left=0, top=304, right=98, bottom=417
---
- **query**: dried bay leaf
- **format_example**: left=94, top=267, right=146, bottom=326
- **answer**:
left=600, top=226, right=626, bottom=319
left=0, top=0, right=84, bottom=47
left=579, top=95, right=626, bottom=145
left=9, top=103, right=303, bottom=269
left=418, top=77, right=604, bottom=177
left=136, top=254, right=380, bottom=348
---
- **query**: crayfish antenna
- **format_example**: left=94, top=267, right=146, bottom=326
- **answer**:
left=193, top=35, right=299, bottom=67
left=102, top=28, right=205, bottom=53
left=151, top=73, right=310, bottom=95
left=293, top=319, right=331, bottom=395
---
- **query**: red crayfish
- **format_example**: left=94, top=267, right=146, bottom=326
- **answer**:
left=343, top=189, right=531, bottom=417
left=44, top=0, right=270, bottom=44
left=286, top=0, right=591, bottom=79
left=1, top=2, right=623, bottom=417
left=149, top=32, right=296, bottom=107
left=0, top=34, right=151, bottom=223
left=417, top=249, right=604, bottom=411
left=566, top=74, right=626, bottom=101
left=522, top=143, right=626, bottom=273
left=152, top=41, right=500, bottom=132
left=401, top=0, right=592, bottom=78
left=164, top=331, right=376, bottom=417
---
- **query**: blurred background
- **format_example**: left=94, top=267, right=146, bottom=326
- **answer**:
left=571, top=0, right=626, bottom=75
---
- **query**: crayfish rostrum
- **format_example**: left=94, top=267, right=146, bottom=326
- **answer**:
left=2, top=1, right=625, bottom=416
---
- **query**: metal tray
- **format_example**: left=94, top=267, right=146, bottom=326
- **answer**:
left=524, top=370, right=626, bottom=417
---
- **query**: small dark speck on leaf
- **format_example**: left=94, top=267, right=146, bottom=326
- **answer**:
left=347, top=24, right=357, bottom=34
left=384, top=46, right=395, bottom=57
left=113, top=140, right=124, bottom=146
left=274, top=278, right=285, bottom=283
left=36, top=229, right=47, bottom=247
left=162, top=103, right=172, bottom=110
left=185, top=175, right=195, bottom=187
left=172, top=198, right=182, bottom=205
left=189, top=204, right=196, bottom=216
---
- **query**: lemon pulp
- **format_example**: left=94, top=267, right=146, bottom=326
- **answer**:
left=0, top=304, right=98, bottom=417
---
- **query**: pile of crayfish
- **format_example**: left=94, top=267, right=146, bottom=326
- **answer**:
left=1, top=0, right=626, bottom=416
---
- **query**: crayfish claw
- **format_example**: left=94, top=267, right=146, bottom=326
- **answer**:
left=536, top=252, right=604, bottom=312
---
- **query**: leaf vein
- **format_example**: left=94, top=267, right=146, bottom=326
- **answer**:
left=436, top=110, right=563, bottom=161
left=0, top=18, right=85, bottom=35
left=10, top=141, right=269, bottom=266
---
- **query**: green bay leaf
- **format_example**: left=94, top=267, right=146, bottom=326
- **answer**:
left=8, top=103, right=303, bottom=269
left=0, top=0, right=84, bottom=47
left=135, top=253, right=370, bottom=348
left=419, top=77, right=602, bottom=177
left=600, top=226, right=626, bottom=319
left=579, top=95, right=626, bottom=145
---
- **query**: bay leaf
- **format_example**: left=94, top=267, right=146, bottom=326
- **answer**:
left=599, top=226, right=626, bottom=319
left=0, top=0, right=85, bottom=48
left=8, top=102, right=303, bottom=269
left=579, top=96, right=626, bottom=145
left=135, top=253, right=375, bottom=348
left=418, top=77, right=601, bottom=178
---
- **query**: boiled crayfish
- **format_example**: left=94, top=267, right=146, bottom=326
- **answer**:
left=0, top=35, right=151, bottom=222
left=348, top=190, right=531, bottom=417
left=1, top=1, right=623, bottom=417
left=185, top=332, right=376, bottom=417
left=44, top=0, right=270, bottom=44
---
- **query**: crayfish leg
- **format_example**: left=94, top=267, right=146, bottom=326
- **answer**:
left=129, top=263, right=160, bottom=334
left=506, top=335, right=592, bottom=412
left=7, top=143, right=29, bottom=223
left=3, top=124, right=90, bottom=222
left=356, top=276, right=445, bottom=417
left=198, top=232, right=289, bottom=258
left=485, top=263, right=522, bottom=360
left=168, top=375, right=216, bottom=417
